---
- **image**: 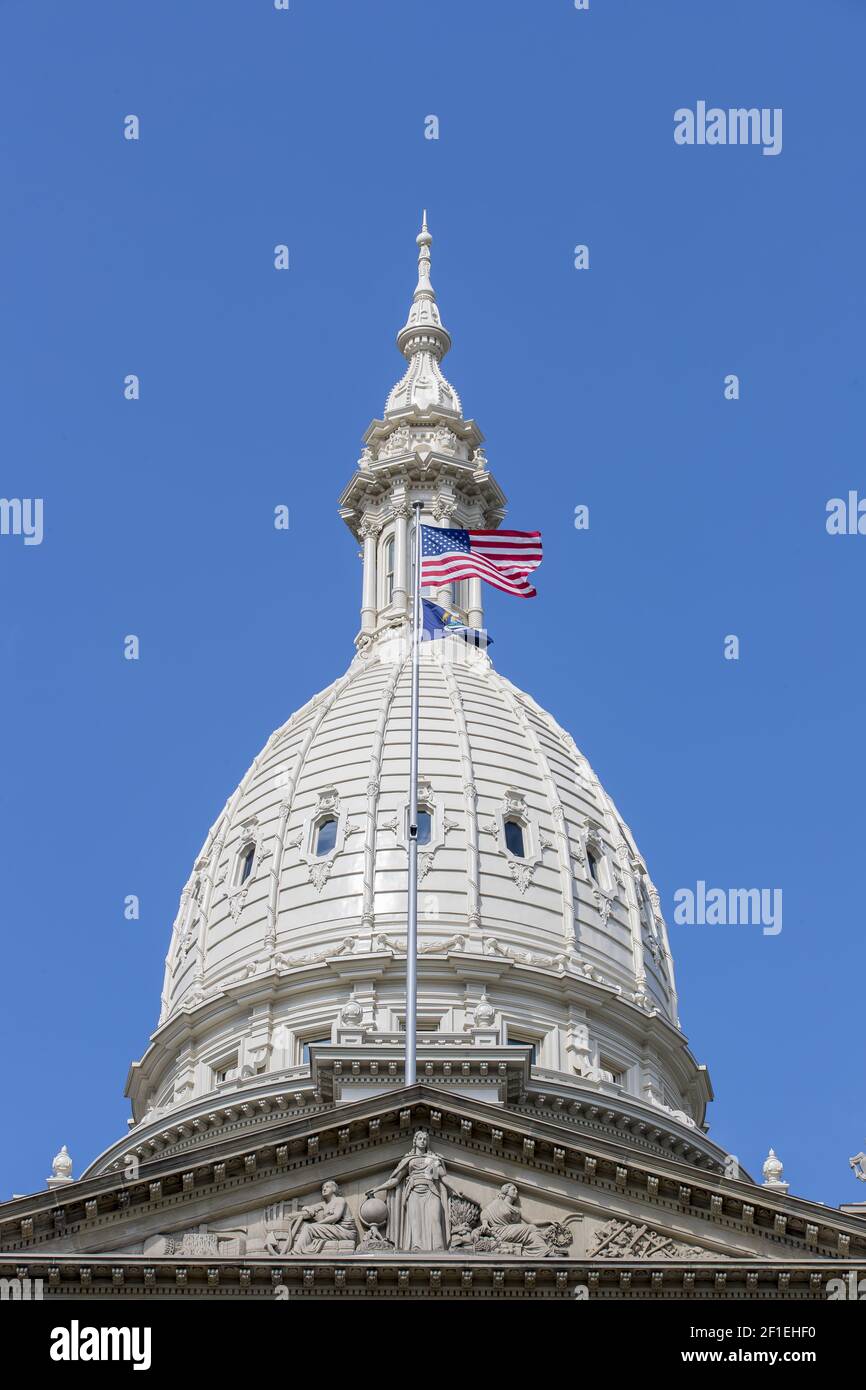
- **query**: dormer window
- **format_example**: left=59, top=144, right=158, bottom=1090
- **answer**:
left=239, top=844, right=255, bottom=884
left=504, top=819, right=525, bottom=858
left=416, top=809, right=432, bottom=846
left=315, top=817, right=338, bottom=857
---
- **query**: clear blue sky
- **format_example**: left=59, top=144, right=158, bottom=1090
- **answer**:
left=1, top=1, right=863, bottom=1206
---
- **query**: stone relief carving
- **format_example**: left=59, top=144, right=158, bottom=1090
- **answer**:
left=288, top=1181, right=358, bottom=1255
left=484, top=937, right=573, bottom=971
left=153, top=1225, right=247, bottom=1258
left=359, top=1132, right=577, bottom=1255
left=339, top=990, right=363, bottom=1026
left=510, top=861, right=536, bottom=895
left=452, top=1184, right=576, bottom=1257
left=272, top=935, right=358, bottom=970
left=373, top=1130, right=453, bottom=1251
left=309, top=861, right=333, bottom=893
left=379, top=424, right=412, bottom=458
left=592, top=887, right=614, bottom=926
left=372, top=933, right=466, bottom=956
left=589, top=1219, right=726, bottom=1261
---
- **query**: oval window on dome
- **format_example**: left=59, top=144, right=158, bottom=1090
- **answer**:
left=504, top=819, right=525, bottom=858
left=239, top=844, right=255, bottom=884
left=315, top=817, right=338, bottom=857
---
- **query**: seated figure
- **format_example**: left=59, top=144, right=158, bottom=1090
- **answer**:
left=478, top=1183, right=554, bottom=1256
left=289, top=1181, right=358, bottom=1254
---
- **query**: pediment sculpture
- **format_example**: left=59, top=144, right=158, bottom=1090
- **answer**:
left=288, top=1181, right=358, bottom=1255
left=353, top=1130, right=577, bottom=1255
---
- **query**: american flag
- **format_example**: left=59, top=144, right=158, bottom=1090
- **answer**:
left=420, top=525, right=543, bottom=598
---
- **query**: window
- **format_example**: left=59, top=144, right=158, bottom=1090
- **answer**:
left=507, top=1033, right=537, bottom=1064
left=239, top=844, right=255, bottom=884
left=315, top=817, right=338, bottom=856
left=301, top=1036, right=331, bottom=1064
left=382, top=534, right=396, bottom=605
left=416, top=809, right=432, bottom=846
left=599, top=1063, right=624, bottom=1086
left=504, top=819, right=525, bottom=858
left=397, top=1017, right=439, bottom=1033
left=214, top=1056, right=239, bottom=1085
left=587, top=846, right=600, bottom=883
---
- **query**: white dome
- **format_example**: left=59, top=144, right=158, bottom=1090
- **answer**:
left=164, top=643, right=675, bottom=1027
left=119, top=637, right=710, bottom=1142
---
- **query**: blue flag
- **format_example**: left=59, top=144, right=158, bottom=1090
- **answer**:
left=420, top=599, right=492, bottom=648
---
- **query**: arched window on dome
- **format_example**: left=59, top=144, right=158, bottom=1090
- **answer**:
left=504, top=819, right=525, bottom=858
left=416, top=809, right=432, bottom=846
left=586, top=845, right=600, bottom=883
left=315, top=817, right=338, bottom=857
left=238, top=843, right=255, bottom=885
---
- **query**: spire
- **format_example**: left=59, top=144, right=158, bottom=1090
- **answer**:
left=395, top=212, right=452, bottom=363
left=386, top=214, right=460, bottom=418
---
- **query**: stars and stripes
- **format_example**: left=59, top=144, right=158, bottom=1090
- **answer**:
left=419, top=525, right=542, bottom=598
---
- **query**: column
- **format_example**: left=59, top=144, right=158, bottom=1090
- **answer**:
left=467, top=577, right=483, bottom=629
left=360, top=518, right=380, bottom=634
left=434, top=500, right=456, bottom=608
left=393, top=503, right=410, bottom=616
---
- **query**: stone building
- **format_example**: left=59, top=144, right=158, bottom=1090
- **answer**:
left=2, top=220, right=863, bottom=1300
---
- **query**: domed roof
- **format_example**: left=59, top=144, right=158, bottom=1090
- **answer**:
left=162, top=641, right=677, bottom=1028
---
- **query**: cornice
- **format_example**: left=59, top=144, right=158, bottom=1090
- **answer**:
left=3, top=1252, right=862, bottom=1300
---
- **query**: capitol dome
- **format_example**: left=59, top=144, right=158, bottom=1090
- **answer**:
left=86, top=218, right=717, bottom=1179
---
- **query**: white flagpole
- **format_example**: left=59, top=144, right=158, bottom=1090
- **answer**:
left=405, top=501, right=423, bottom=1085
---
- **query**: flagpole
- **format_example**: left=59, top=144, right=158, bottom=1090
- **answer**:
left=405, top=501, right=423, bottom=1086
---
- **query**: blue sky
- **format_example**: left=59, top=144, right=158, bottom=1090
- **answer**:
left=0, top=0, right=863, bottom=1206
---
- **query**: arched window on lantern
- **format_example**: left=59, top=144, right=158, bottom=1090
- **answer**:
left=382, top=534, right=395, bottom=606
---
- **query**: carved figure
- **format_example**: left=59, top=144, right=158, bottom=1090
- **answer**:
left=375, top=1130, right=456, bottom=1251
left=289, top=1181, right=357, bottom=1254
left=477, top=1184, right=561, bottom=1256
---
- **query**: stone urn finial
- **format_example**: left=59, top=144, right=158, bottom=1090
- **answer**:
left=339, top=991, right=363, bottom=1027
left=474, top=990, right=495, bottom=1029
left=761, top=1147, right=788, bottom=1192
left=47, top=1144, right=73, bottom=1189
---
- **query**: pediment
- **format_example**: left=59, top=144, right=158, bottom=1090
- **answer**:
left=3, top=1085, right=862, bottom=1272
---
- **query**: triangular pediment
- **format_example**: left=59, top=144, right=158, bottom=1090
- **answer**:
left=4, top=1084, right=862, bottom=1273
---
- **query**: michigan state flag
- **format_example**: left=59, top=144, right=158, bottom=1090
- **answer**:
left=421, top=599, right=492, bottom=648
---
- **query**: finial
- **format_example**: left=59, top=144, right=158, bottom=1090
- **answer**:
left=414, top=211, right=433, bottom=297
left=47, top=1143, right=74, bottom=1189
left=391, top=211, right=454, bottom=390
left=761, top=1147, right=789, bottom=1192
